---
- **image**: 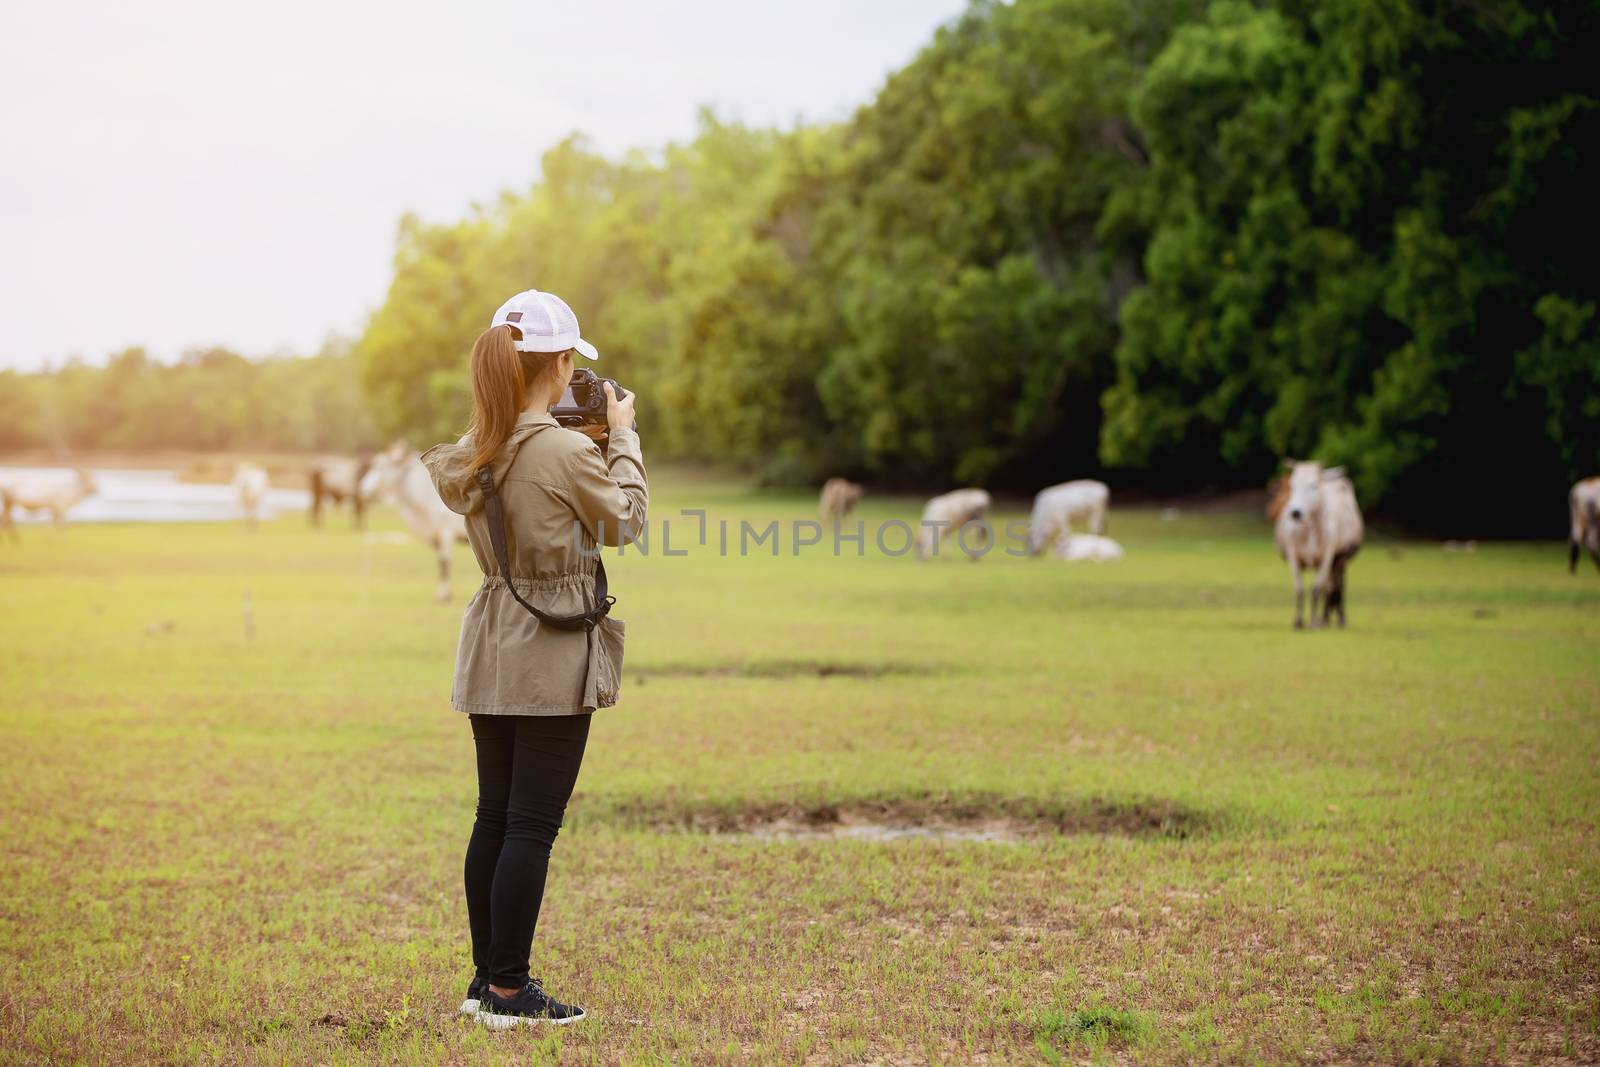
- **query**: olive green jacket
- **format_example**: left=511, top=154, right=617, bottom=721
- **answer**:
left=421, top=411, right=647, bottom=715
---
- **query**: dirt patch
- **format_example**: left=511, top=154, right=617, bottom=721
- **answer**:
left=747, top=820, right=1026, bottom=843
left=592, top=795, right=1217, bottom=840
left=634, top=659, right=945, bottom=681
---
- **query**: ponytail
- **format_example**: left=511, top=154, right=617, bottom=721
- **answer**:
left=468, top=326, right=562, bottom=472
left=468, top=325, right=526, bottom=472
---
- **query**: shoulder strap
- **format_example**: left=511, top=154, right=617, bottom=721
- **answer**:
left=475, top=466, right=614, bottom=633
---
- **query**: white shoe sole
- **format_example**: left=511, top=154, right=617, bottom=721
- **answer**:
left=459, top=998, right=480, bottom=1016
left=477, top=1008, right=587, bottom=1029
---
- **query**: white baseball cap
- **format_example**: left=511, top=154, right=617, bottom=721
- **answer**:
left=490, top=289, right=599, bottom=360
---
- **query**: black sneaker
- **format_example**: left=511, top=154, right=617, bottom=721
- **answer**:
left=478, top=978, right=587, bottom=1028
left=459, top=975, right=489, bottom=1017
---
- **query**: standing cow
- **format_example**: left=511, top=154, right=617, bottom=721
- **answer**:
left=1027, top=479, right=1110, bottom=556
left=1274, top=461, right=1363, bottom=629
left=819, top=478, right=864, bottom=526
left=360, top=441, right=468, bottom=602
left=0, top=468, right=98, bottom=536
left=308, top=457, right=372, bottom=529
left=915, top=488, right=992, bottom=561
left=1570, top=477, right=1600, bottom=574
left=232, top=463, right=270, bottom=531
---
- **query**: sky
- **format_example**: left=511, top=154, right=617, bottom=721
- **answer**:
left=0, top=0, right=966, bottom=371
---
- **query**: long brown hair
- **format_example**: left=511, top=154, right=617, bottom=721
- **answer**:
left=467, top=325, right=560, bottom=472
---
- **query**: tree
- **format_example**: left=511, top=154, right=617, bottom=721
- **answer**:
left=1102, top=0, right=1600, bottom=529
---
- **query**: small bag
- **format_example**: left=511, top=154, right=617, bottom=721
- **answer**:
left=474, top=466, right=615, bottom=632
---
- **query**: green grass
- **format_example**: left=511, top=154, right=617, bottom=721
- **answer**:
left=2, top=470, right=1597, bottom=1064
left=1034, top=1005, right=1155, bottom=1062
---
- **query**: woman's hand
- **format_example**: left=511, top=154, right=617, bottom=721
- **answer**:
left=605, top=381, right=636, bottom=431
left=576, top=423, right=608, bottom=443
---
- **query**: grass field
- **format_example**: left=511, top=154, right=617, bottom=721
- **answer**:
left=2, top=468, right=1598, bottom=1064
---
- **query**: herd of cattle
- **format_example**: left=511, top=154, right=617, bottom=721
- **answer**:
left=824, top=466, right=1600, bottom=629
left=818, top=467, right=1362, bottom=628
left=821, top=478, right=1121, bottom=562
left=3, top=457, right=1598, bottom=630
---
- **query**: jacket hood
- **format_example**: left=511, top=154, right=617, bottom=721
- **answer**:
left=421, top=415, right=558, bottom=515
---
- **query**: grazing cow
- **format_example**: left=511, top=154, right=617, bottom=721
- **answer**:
left=1050, top=532, right=1124, bottom=562
left=1570, top=476, right=1600, bottom=574
left=0, top=469, right=97, bottom=536
left=360, top=441, right=468, bottom=602
left=819, top=478, right=864, bottom=526
left=1274, top=461, right=1363, bottom=629
left=915, top=488, right=992, bottom=561
left=232, top=463, right=270, bottom=531
left=308, top=456, right=372, bottom=529
left=1027, top=480, right=1110, bottom=556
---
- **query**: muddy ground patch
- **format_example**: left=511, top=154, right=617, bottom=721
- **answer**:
left=582, top=793, right=1221, bottom=841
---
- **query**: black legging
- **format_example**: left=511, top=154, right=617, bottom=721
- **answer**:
left=465, top=713, right=592, bottom=988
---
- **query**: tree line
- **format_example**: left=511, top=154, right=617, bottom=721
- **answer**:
left=8, top=0, right=1595, bottom=533
left=358, top=0, right=1598, bottom=533
left=0, top=341, right=376, bottom=455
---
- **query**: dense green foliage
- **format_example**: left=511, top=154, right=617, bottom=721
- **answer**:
left=0, top=341, right=377, bottom=455
left=1103, top=0, right=1600, bottom=531
left=355, top=0, right=1596, bottom=532
left=359, top=0, right=1199, bottom=488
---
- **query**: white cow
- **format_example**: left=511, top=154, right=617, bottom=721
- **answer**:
left=915, top=488, right=992, bottom=561
left=1570, top=476, right=1600, bottom=574
left=1050, top=533, right=1124, bottom=562
left=361, top=442, right=468, bottom=601
left=1274, top=461, right=1363, bottom=629
left=232, top=463, right=270, bottom=530
left=1027, top=480, right=1109, bottom=556
left=0, top=469, right=97, bottom=538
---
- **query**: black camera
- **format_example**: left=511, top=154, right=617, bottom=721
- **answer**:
left=551, top=367, right=628, bottom=428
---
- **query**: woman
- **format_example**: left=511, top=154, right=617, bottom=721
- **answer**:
left=422, top=288, right=644, bottom=1027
